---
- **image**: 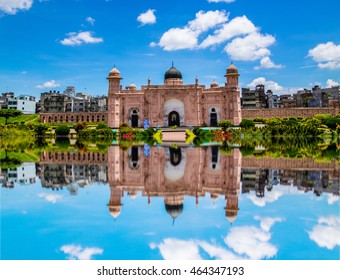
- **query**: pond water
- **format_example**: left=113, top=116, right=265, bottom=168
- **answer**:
left=1, top=145, right=339, bottom=260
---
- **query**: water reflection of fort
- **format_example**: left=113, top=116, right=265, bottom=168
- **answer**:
left=1, top=148, right=339, bottom=222
left=107, top=146, right=242, bottom=222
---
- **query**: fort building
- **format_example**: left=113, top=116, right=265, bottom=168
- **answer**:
left=107, top=63, right=242, bottom=128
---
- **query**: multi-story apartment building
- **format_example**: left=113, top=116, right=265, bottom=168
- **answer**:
left=266, top=90, right=279, bottom=108
left=241, top=84, right=267, bottom=109
left=7, top=95, right=36, bottom=114
left=40, top=89, right=108, bottom=114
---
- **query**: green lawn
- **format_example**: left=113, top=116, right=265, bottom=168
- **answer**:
left=0, top=114, right=40, bottom=125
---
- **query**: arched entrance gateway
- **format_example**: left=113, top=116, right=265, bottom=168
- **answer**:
left=210, top=108, right=218, bottom=127
left=129, top=108, right=139, bottom=128
left=168, top=111, right=180, bottom=127
left=164, top=99, right=184, bottom=127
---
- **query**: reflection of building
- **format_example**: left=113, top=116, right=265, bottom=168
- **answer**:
left=107, top=63, right=241, bottom=128
left=39, top=164, right=108, bottom=193
left=107, top=146, right=242, bottom=223
left=39, top=151, right=108, bottom=193
left=0, top=162, right=36, bottom=188
left=241, top=169, right=268, bottom=197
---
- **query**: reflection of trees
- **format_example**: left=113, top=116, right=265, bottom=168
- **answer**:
left=0, top=150, right=22, bottom=169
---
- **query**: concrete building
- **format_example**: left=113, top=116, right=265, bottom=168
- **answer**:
left=312, top=85, right=340, bottom=107
left=107, top=63, right=242, bottom=128
left=7, top=95, right=36, bottom=114
left=241, top=84, right=267, bottom=109
left=267, top=90, right=279, bottom=108
left=0, top=92, right=15, bottom=109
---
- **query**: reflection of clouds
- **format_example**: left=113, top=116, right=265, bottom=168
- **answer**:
left=326, top=194, right=339, bottom=205
left=60, top=244, right=103, bottom=260
left=247, top=189, right=284, bottom=207
left=38, top=193, right=63, bottom=203
left=151, top=216, right=283, bottom=260
left=246, top=185, right=303, bottom=207
left=199, top=241, right=242, bottom=260
left=254, top=216, right=284, bottom=232
left=150, top=239, right=201, bottom=260
left=225, top=226, right=277, bottom=259
left=309, top=216, right=340, bottom=250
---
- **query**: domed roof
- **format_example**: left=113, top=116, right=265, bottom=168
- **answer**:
left=227, top=63, right=238, bottom=74
left=226, top=211, right=238, bottom=223
left=108, top=205, right=122, bottom=219
left=165, top=203, right=183, bottom=219
left=126, top=82, right=137, bottom=90
left=164, top=63, right=182, bottom=80
left=210, top=80, right=219, bottom=88
left=109, top=66, right=121, bottom=78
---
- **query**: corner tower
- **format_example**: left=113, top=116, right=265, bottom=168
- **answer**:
left=107, top=66, right=122, bottom=95
left=225, top=63, right=242, bottom=125
left=107, top=66, right=123, bottom=128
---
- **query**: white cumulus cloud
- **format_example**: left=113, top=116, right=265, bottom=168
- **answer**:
left=199, top=15, right=256, bottom=48
left=308, top=216, right=340, bottom=250
left=0, top=0, right=32, bottom=14
left=326, top=79, right=339, bottom=88
left=60, top=31, right=103, bottom=46
left=255, top=57, right=284, bottom=70
left=137, top=9, right=156, bottom=26
left=61, top=244, right=103, bottom=260
left=159, top=10, right=228, bottom=51
left=225, top=32, right=276, bottom=61
left=308, top=42, right=340, bottom=69
left=86, top=16, right=95, bottom=25
left=159, top=27, right=198, bottom=51
left=247, top=77, right=284, bottom=94
left=149, top=42, right=157, bottom=47
left=38, top=192, right=62, bottom=203
left=36, top=80, right=60, bottom=89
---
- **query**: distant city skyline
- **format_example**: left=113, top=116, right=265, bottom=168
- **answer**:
left=1, top=0, right=339, bottom=98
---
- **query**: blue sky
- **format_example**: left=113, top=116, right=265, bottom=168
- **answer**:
left=1, top=0, right=340, bottom=98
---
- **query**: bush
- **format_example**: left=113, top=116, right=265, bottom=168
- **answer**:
left=323, top=116, right=340, bottom=130
left=55, top=137, right=70, bottom=148
left=240, top=118, right=255, bottom=128
left=218, top=120, right=232, bottom=130
left=119, top=123, right=134, bottom=134
left=33, top=124, right=49, bottom=136
left=74, top=121, right=87, bottom=132
left=55, top=124, right=70, bottom=136
left=253, top=117, right=266, bottom=123
left=96, top=122, right=108, bottom=129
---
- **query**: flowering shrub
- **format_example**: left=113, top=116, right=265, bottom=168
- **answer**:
left=121, top=131, right=135, bottom=141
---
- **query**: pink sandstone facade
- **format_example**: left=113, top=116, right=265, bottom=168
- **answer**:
left=107, top=146, right=242, bottom=222
left=107, top=63, right=242, bottom=128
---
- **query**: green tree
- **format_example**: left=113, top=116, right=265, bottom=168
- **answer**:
left=33, top=124, right=49, bottom=136
left=240, top=118, right=255, bottom=128
left=55, top=124, right=70, bottom=136
left=0, top=109, right=22, bottom=124
left=218, top=120, right=232, bottom=131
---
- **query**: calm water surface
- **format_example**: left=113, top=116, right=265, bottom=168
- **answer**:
left=1, top=145, right=339, bottom=260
